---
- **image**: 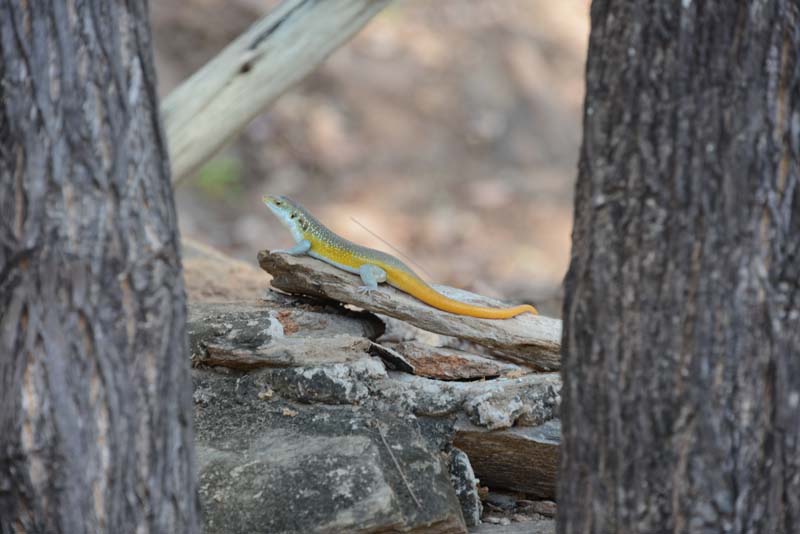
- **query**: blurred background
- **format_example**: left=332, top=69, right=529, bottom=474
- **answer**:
left=152, top=0, right=590, bottom=317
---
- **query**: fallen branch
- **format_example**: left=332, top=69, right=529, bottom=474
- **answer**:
left=162, top=0, right=393, bottom=183
left=258, top=251, right=562, bottom=370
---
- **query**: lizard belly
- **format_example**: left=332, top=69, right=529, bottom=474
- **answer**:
left=307, top=249, right=362, bottom=275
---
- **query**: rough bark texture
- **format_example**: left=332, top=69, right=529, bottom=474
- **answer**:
left=559, top=2, right=800, bottom=533
left=0, top=2, right=197, bottom=533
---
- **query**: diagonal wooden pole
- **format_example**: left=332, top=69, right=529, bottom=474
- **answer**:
left=161, top=0, right=392, bottom=184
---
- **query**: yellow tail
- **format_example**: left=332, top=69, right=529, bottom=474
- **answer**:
left=388, top=271, right=537, bottom=319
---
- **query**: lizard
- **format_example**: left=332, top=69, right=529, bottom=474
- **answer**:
left=263, top=195, right=538, bottom=319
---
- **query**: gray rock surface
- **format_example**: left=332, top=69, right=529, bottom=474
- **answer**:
left=450, top=448, right=483, bottom=527
left=255, top=358, right=387, bottom=404
left=468, top=520, right=555, bottom=534
left=188, top=297, right=562, bottom=532
left=372, top=372, right=560, bottom=426
left=194, top=369, right=467, bottom=534
left=189, top=299, right=384, bottom=369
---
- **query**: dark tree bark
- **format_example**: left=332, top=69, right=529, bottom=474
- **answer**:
left=0, top=2, right=198, bottom=533
left=559, top=2, right=799, bottom=533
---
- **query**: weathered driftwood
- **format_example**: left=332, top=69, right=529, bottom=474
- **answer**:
left=162, top=0, right=392, bottom=183
left=454, top=420, right=560, bottom=500
left=259, top=251, right=562, bottom=370
left=200, top=334, right=374, bottom=370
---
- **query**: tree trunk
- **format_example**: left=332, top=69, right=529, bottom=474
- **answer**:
left=559, top=2, right=799, bottom=533
left=0, top=2, right=198, bottom=533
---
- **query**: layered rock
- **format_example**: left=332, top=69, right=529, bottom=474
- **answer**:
left=185, top=242, right=561, bottom=533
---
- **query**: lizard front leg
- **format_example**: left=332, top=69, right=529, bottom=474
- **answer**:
left=357, top=264, right=387, bottom=294
left=273, top=239, right=311, bottom=256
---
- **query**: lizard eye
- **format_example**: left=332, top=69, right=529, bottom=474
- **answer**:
left=275, top=200, right=283, bottom=206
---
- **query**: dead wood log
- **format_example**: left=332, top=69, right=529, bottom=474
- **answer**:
left=454, top=420, right=559, bottom=500
left=259, top=251, right=562, bottom=370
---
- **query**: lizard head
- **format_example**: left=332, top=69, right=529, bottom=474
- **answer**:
left=263, top=195, right=310, bottom=242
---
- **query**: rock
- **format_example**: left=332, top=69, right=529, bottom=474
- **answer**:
left=373, top=372, right=560, bottom=427
left=468, top=520, right=555, bottom=534
left=483, top=492, right=519, bottom=511
left=189, top=303, right=560, bottom=422
left=188, top=300, right=384, bottom=369
left=378, top=340, right=528, bottom=381
left=454, top=420, right=560, bottom=499
left=194, top=369, right=467, bottom=534
left=462, top=375, right=559, bottom=430
left=464, top=392, right=527, bottom=431
left=368, top=341, right=417, bottom=373
left=259, top=250, right=561, bottom=370
left=253, top=358, right=387, bottom=404
left=450, top=448, right=483, bottom=527
left=518, top=500, right=557, bottom=518
left=473, top=491, right=557, bottom=533
left=183, top=246, right=564, bottom=532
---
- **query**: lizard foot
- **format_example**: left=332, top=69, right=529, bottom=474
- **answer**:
left=357, top=285, right=378, bottom=296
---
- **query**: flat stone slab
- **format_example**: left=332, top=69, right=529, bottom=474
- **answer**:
left=194, top=369, right=467, bottom=534
left=188, top=300, right=384, bottom=369
left=377, top=340, right=528, bottom=381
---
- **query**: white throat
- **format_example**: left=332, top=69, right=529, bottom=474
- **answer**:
left=268, top=204, right=305, bottom=243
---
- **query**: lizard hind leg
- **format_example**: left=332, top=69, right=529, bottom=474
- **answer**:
left=357, top=264, right=387, bottom=294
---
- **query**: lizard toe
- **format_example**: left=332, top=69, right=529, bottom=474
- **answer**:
left=357, top=285, right=377, bottom=295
